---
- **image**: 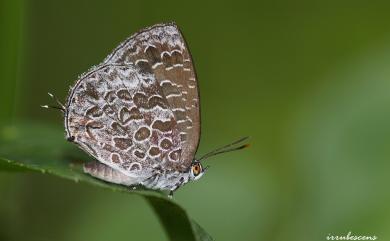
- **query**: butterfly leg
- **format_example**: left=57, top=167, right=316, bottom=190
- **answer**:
left=84, top=161, right=139, bottom=186
left=141, top=173, right=159, bottom=188
left=168, top=184, right=181, bottom=199
left=168, top=190, right=174, bottom=199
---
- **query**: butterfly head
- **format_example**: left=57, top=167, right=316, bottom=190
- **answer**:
left=189, top=161, right=207, bottom=181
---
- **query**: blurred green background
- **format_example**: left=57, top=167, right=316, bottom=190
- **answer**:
left=1, top=0, right=390, bottom=240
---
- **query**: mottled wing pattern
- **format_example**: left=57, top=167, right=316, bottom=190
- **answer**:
left=105, top=23, right=200, bottom=167
left=65, top=23, right=200, bottom=178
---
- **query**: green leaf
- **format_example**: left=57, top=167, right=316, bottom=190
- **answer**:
left=0, top=123, right=213, bottom=241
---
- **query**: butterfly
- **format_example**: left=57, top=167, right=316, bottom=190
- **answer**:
left=43, top=23, right=248, bottom=197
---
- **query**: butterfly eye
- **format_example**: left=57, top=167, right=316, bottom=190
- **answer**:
left=192, top=163, right=202, bottom=176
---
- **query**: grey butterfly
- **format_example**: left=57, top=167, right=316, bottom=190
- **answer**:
left=43, top=23, right=248, bottom=197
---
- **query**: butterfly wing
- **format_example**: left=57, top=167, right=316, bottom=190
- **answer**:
left=65, top=23, right=200, bottom=178
left=105, top=23, right=201, bottom=167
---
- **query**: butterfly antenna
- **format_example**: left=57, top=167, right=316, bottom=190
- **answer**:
left=198, top=136, right=250, bottom=161
left=41, top=92, right=65, bottom=113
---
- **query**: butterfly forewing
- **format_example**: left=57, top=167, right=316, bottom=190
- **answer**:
left=65, top=23, right=200, bottom=177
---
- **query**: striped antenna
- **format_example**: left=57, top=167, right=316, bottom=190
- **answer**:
left=197, top=137, right=250, bottom=161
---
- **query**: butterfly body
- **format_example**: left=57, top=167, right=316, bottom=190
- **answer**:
left=83, top=160, right=194, bottom=191
left=57, top=23, right=247, bottom=196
